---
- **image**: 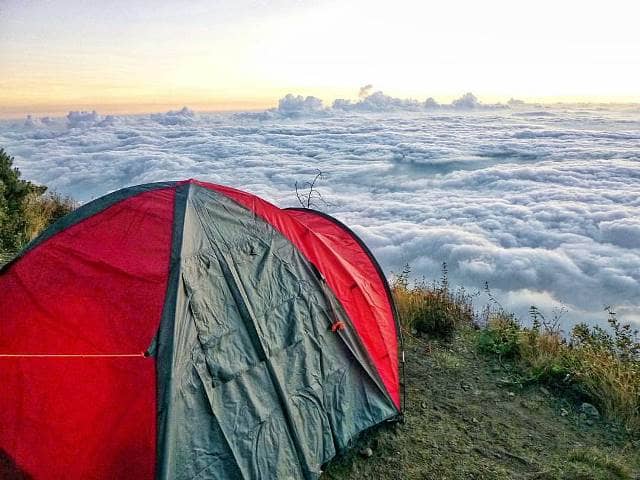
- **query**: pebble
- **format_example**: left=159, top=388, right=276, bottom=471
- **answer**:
left=580, top=402, right=600, bottom=419
left=359, top=447, right=373, bottom=458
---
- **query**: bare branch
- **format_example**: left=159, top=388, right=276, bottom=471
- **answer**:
left=294, top=169, right=332, bottom=209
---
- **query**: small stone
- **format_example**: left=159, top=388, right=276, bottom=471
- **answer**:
left=508, top=392, right=516, bottom=398
left=472, top=417, right=479, bottom=424
left=359, top=447, right=373, bottom=458
left=580, top=402, right=600, bottom=418
left=473, top=389, right=482, bottom=396
left=539, top=386, right=550, bottom=396
left=461, top=383, right=472, bottom=391
left=421, top=401, right=427, bottom=409
left=560, top=408, right=569, bottom=417
left=497, top=378, right=512, bottom=386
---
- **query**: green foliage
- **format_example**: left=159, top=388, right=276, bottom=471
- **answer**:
left=571, top=307, right=640, bottom=361
left=0, top=148, right=75, bottom=263
left=477, top=313, right=521, bottom=359
left=0, top=148, right=45, bottom=253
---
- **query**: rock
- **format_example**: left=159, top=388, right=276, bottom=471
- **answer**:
left=359, top=447, right=373, bottom=458
left=508, top=391, right=516, bottom=398
left=497, top=378, right=513, bottom=387
left=473, top=389, right=482, bottom=396
left=560, top=408, right=569, bottom=417
left=539, top=386, right=550, bottom=396
left=580, top=402, right=600, bottom=418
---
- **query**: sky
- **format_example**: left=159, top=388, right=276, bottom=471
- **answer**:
left=1, top=0, right=640, bottom=117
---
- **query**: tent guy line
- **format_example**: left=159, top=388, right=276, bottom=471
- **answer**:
left=0, top=353, right=147, bottom=357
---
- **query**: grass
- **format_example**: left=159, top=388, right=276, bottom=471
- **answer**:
left=392, top=264, right=475, bottom=340
left=480, top=308, right=640, bottom=435
left=21, top=190, right=76, bottom=245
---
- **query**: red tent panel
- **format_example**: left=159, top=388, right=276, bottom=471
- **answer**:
left=0, top=357, right=155, bottom=479
left=0, top=187, right=175, bottom=479
left=0, top=187, right=175, bottom=355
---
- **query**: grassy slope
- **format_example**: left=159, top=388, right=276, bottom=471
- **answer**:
left=323, top=330, right=640, bottom=480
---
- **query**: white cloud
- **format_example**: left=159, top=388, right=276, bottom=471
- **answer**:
left=329, top=90, right=508, bottom=112
left=152, top=106, right=197, bottom=125
left=452, top=92, right=480, bottom=109
left=1, top=102, right=639, bottom=329
left=67, top=110, right=102, bottom=128
left=276, top=94, right=325, bottom=116
left=333, top=91, right=422, bottom=112
left=599, top=218, right=640, bottom=249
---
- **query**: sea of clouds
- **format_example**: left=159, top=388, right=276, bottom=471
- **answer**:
left=1, top=91, right=639, bottom=330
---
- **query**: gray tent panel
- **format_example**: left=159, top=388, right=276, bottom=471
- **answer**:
left=156, top=184, right=397, bottom=480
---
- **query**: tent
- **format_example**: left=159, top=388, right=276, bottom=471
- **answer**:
left=0, top=179, right=404, bottom=479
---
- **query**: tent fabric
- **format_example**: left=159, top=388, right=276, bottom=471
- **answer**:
left=284, top=207, right=402, bottom=409
left=0, top=180, right=402, bottom=480
left=191, top=181, right=400, bottom=409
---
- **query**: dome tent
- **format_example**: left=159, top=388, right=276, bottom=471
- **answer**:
left=0, top=179, right=403, bottom=479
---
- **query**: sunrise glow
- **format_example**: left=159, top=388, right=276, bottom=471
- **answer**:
left=1, top=0, right=639, bottom=117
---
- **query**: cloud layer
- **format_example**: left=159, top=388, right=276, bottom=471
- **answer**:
left=1, top=100, right=639, bottom=329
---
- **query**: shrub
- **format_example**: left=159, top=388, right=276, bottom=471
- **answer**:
left=477, top=312, right=521, bottom=359
left=392, top=263, right=475, bottom=340
left=0, top=148, right=75, bottom=264
left=22, top=190, right=76, bottom=243
left=565, top=311, right=640, bottom=433
left=519, top=325, right=570, bottom=385
left=0, top=148, right=45, bottom=253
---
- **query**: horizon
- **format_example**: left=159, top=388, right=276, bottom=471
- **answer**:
left=2, top=91, right=640, bottom=121
left=2, top=0, right=639, bottom=118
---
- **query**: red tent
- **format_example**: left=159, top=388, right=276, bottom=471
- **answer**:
left=0, top=180, right=403, bottom=479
